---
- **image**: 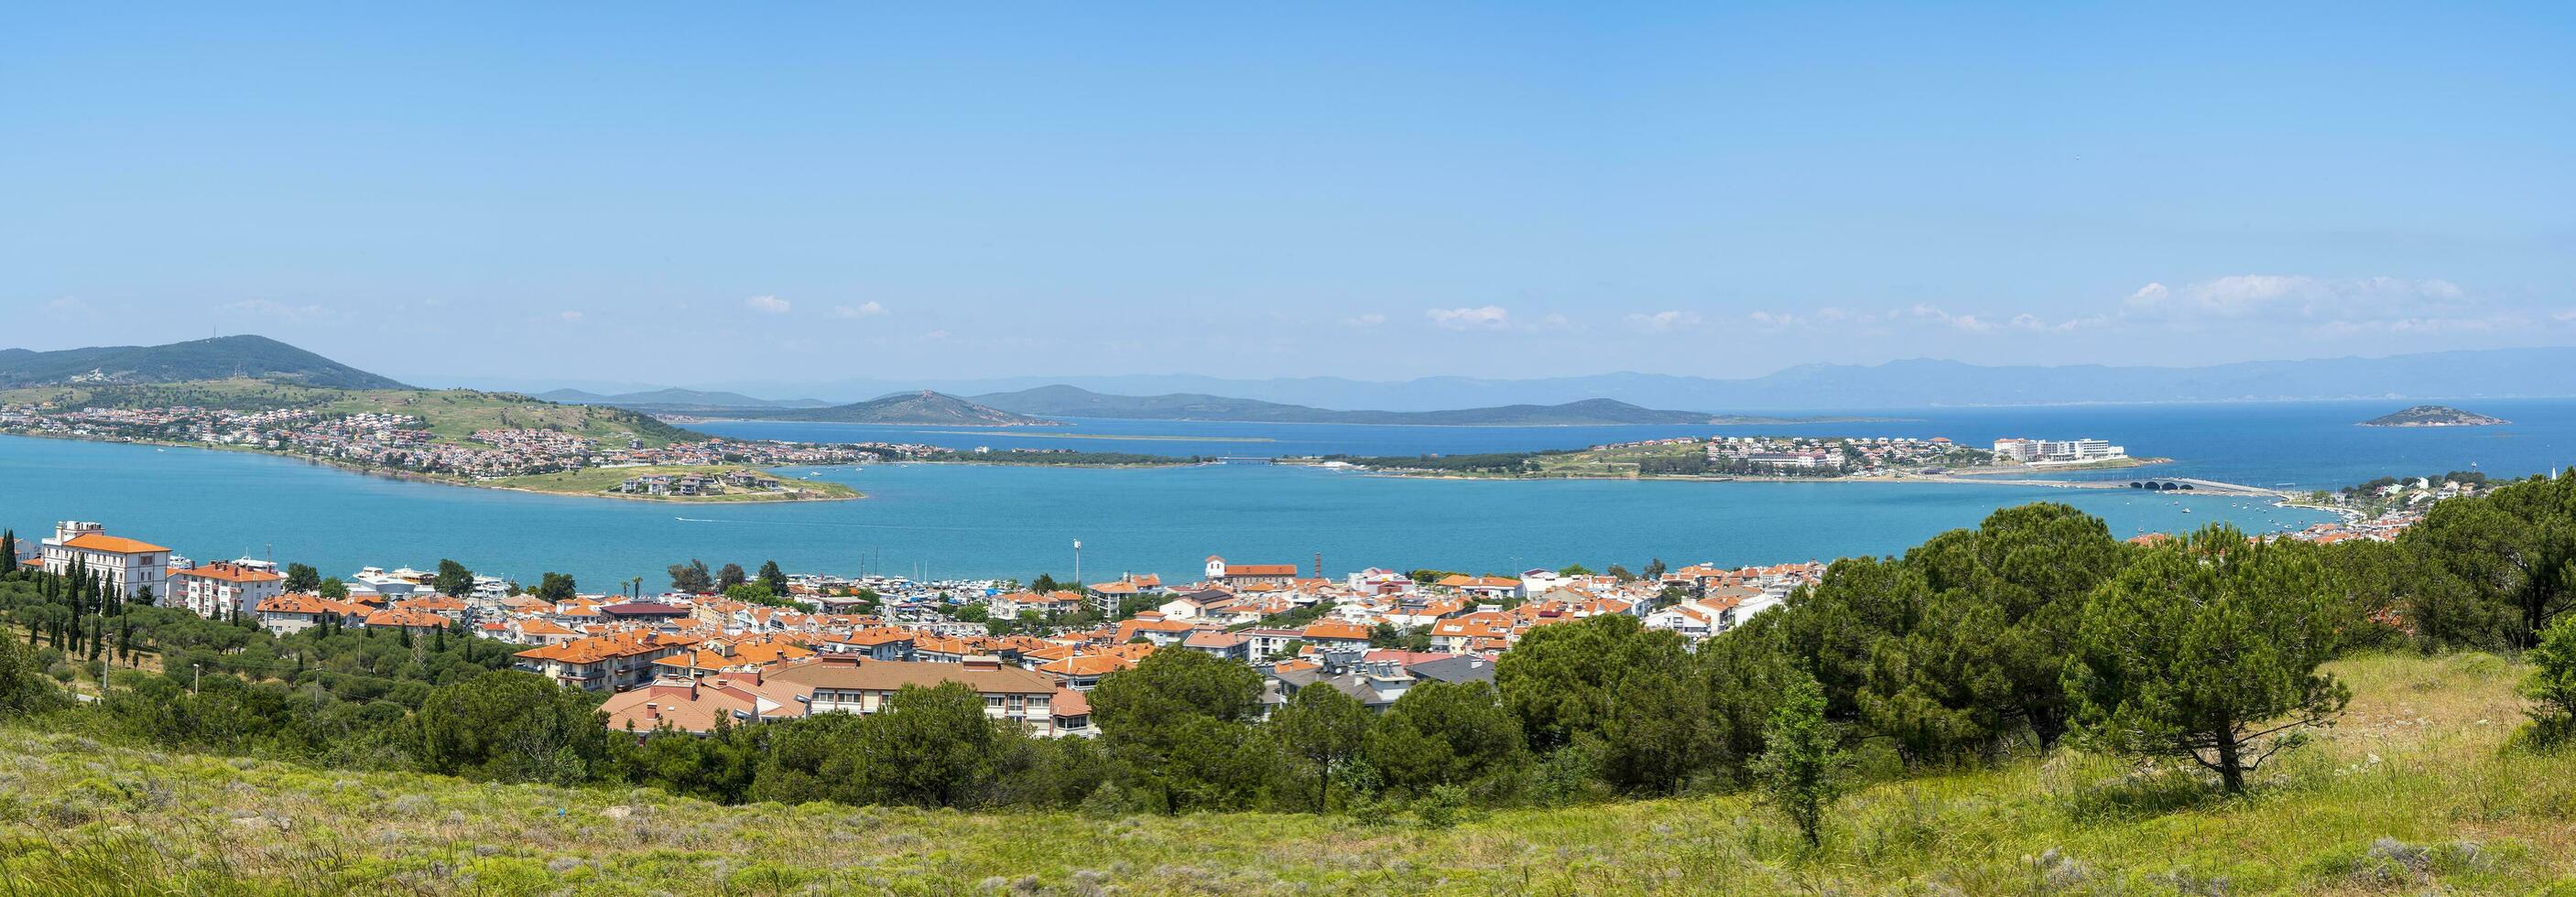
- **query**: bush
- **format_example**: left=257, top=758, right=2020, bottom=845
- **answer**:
left=1412, top=785, right=1473, bottom=829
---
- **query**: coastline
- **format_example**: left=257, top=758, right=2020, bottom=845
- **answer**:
left=0, top=431, right=864, bottom=504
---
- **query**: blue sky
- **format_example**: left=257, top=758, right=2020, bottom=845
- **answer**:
left=5, top=3, right=2572, bottom=385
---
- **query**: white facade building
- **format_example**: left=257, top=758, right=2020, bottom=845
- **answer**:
left=39, top=522, right=170, bottom=602
left=168, top=558, right=287, bottom=619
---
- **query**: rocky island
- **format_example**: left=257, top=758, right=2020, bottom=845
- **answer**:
left=2357, top=405, right=2509, bottom=427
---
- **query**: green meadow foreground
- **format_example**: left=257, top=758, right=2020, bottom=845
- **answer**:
left=4, top=652, right=2571, bottom=895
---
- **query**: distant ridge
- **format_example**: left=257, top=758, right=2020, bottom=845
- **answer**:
left=539, top=387, right=832, bottom=412
left=635, top=346, right=2576, bottom=411
left=968, top=385, right=1741, bottom=426
left=715, top=391, right=1059, bottom=427
left=0, top=335, right=409, bottom=390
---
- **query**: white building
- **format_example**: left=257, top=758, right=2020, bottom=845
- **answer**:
left=39, top=521, right=170, bottom=602
left=1993, top=438, right=2125, bottom=464
left=168, top=558, right=286, bottom=619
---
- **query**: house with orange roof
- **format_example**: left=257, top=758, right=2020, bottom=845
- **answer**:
left=168, top=559, right=285, bottom=619
left=1114, top=617, right=1201, bottom=647
left=602, top=673, right=802, bottom=735
left=767, top=655, right=1070, bottom=735
left=1432, top=574, right=1523, bottom=600
left=652, top=637, right=819, bottom=676
left=1181, top=629, right=1251, bottom=661
left=1033, top=643, right=1156, bottom=690
left=254, top=592, right=372, bottom=635
left=1428, top=611, right=1518, bottom=654
left=1299, top=620, right=1374, bottom=650
left=1238, top=627, right=1304, bottom=661
left=822, top=627, right=918, bottom=661
left=1203, top=556, right=1299, bottom=588
left=1048, top=686, right=1095, bottom=737
left=515, top=632, right=702, bottom=692
left=362, top=606, right=451, bottom=635
left=400, top=594, right=472, bottom=622
left=39, top=521, right=171, bottom=601
left=988, top=589, right=1085, bottom=618
left=505, top=617, right=579, bottom=646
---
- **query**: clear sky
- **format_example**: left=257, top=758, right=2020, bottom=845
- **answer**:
left=5, top=3, right=2572, bottom=385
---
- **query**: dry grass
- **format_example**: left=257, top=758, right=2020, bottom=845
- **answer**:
left=3, top=652, right=2572, bottom=895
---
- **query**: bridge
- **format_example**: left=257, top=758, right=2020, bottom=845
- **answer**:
left=1930, top=475, right=2283, bottom=497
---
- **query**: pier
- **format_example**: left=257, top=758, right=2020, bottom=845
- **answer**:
left=1933, top=475, right=2284, bottom=497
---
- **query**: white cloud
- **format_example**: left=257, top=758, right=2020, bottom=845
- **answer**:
left=1341, top=312, right=1387, bottom=328
left=555, top=310, right=583, bottom=322
left=1626, top=310, right=1703, bottom=332
left=745, top=295, right=791, bottom=314
left=2121, top=275, right=2466, bottom=321
left=223, top=297, right=335, bottom=323
left=1909, top=304, right=1996, bottom=333
left=44, top=297, right=91, bottom=320
left=831, top=301, right=886, bottom=319
left=1425, top=306, right=1510, bottom=330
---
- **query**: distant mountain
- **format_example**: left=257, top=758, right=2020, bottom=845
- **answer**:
left=2358, top=405, right=2510, bottom=427
left=971, top=385, right=1737, bottom=426
left=0, top=335, right=409, bottom=391
left=714, top=391, right=1060, bottom=427
left=538, top=387, right=832, bottom=412
left=655, top=346, right=2576, bottom=411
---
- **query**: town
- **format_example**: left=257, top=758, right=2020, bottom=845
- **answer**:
left=0, top=399, right=944, bottom=481
left=14, top=466, right=2447, bottom=744
left=23, top=516, right=1836, bottom=738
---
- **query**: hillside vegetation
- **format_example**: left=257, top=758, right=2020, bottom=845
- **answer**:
left=0, top=335, right=408, bottom=390
left=2, top=652, right=2571, bottom=894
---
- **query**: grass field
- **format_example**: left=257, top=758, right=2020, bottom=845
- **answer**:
left=4, top=652, right=2571, bottom=895
left=488, top=465, right=859, bottom=502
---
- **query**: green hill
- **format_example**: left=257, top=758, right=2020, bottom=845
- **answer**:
left=2359, top=405, right=2510, bottom=427
left=3, top=652, right=2566, bottom=894
left=719, top=390, right=1061, bottom=426
left=0, top=335, right=409, bottom=390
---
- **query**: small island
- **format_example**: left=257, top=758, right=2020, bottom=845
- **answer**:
left=2357, top=405, right=2508, bottom=427
left=491, top=464, right=860, bottom=502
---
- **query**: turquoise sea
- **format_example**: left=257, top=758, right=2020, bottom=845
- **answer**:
left=3, top=399, right=2564, bottom=588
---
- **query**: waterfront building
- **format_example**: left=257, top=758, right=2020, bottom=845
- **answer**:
left=168, top=558, right=285, bottom=619
left=1203, top=555, right=1298, bottom=588
left=39, top=521, right=170, bottom=601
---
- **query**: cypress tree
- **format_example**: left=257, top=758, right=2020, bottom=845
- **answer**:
left=0, top=528, right=16, bottom=574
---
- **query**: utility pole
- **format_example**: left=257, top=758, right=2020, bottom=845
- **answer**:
left=191, top=663, right=202, bottom=696
left=1072, top=540, right=1082, bottom=589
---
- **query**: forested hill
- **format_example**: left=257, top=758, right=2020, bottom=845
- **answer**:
left=969, top=384, right=1739, bottom=425
left=0, top=335, right=409, bottom=390
left=718, top=391, right=1060, bottom=426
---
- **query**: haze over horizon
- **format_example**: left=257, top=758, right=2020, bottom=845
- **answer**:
left=7, top=4, right=2573, bottom=385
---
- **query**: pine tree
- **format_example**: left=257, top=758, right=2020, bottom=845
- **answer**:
left=1754, top=674, right=1850, bottom=848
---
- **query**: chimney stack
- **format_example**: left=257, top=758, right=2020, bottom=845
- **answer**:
left=645, top=703, right=659, bottom=719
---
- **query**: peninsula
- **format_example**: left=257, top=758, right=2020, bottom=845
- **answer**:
left=0, top=337, right=868, bottom=503
left=2358, top=405, right=2509, bottom=427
